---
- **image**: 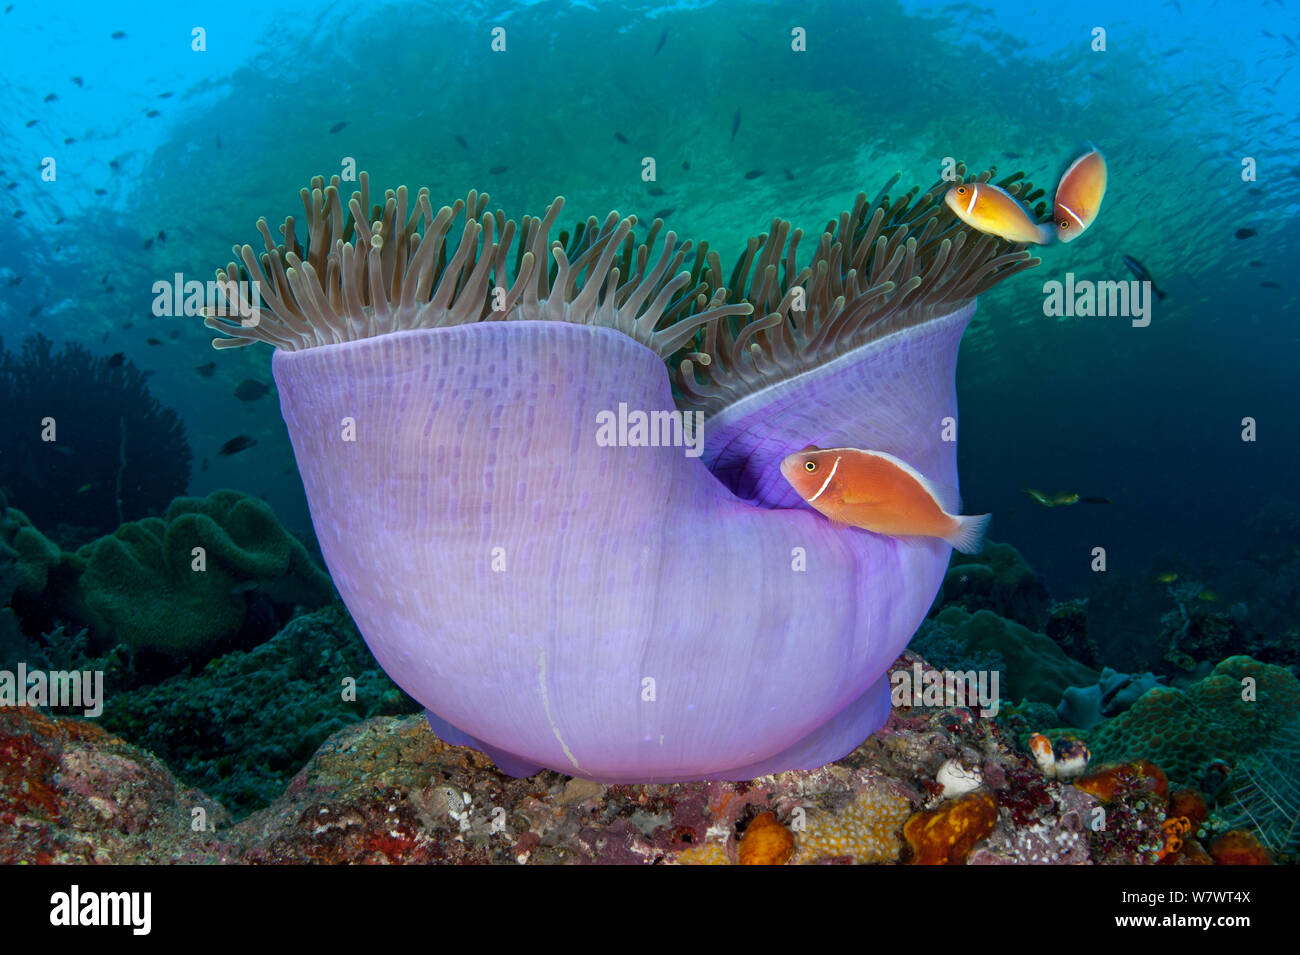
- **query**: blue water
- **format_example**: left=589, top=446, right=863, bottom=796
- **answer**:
left=1, top=0, right=1297, bottom=813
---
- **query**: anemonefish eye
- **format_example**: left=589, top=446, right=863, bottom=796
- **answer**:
left=956, top=186, right=967, bottom=195
left=1058, top=219, right=1070, bottom=229
left=804, top=461, right=817, bottom=472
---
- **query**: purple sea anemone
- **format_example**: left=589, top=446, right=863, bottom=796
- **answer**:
left=203, top=168, right=1041, bottom=781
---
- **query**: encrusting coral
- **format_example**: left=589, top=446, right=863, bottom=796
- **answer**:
left=197, top=166, right=1047, bottom=782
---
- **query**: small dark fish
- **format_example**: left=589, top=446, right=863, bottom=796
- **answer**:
left=488, top=165, right=508, bottom=174
left=24, top=119, right=37, bottom=127
left=6, top=182, right=16, bottom=190
left=145, top=109, right=160, bottom=118
left=100, top=272, right=109, bottom=283
left=143, top=238, right=153, bottom=249
left=682, top=160, right=691, bottom=171
left=784, top=169, right=795, bottom=181
left=157, top=91, right=173, bottom=99
left=111, top=30, right=127, bottom=39
left=28, top=305, right=44, bottom=316
left=71, top=76, right=83, bottom=87
left=106, top=352, right=125, bottom=367
left=6, top=275, right=19, bottom=286
left=329, top=121, right=348, bottom=133
left=101, top=331, right=109, bottom=343
left=1235, top=227, right=1257, bottom=238
left=738, top=29, right=757, bottom=43
left=146, top=337, right=163, bottom=346
left=4, top=5, right=12, bottom=12
left=1121, top=254, right=1167, bottom=300
left=219, top=435, right=258, bottom=456
left=94, top=188, right=107, bottom=195
left=614, top=132, right=629, bottom=144
left=54, top=216, right=63, bottom=225
left=455, top=135, right=469, bottom=149
left=195, top=361, right=216, bottom=377
left=63, top=137, right=75, bottom=145
left=647, top=187, right=665, bottom=196
left=652, top=208, right=675, bottom=220
left=109, top=160, right=120, bottom=170
left=730, top=108, right=741, bottom=142
left=234, top=379, right=271, bottom=402
left=743, top=169, right=764, bottom=180
left=1261, top=280, right=1282, bottom=288
left=43, top=93, right=57, bottom=103
left=157, top=230, right=166, bottom=242
left=12, top=210, right=24, bottom=218
left=1163, top=47, right=1183, bottom=57
left=654, top=27, right=668, bottom=55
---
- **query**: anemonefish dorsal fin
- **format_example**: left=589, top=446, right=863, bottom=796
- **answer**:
left=799, top=443, right=820, bottom=453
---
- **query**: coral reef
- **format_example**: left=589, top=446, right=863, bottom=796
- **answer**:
left=1215, top=717, right=1300, bottom=861
left=1044, top=597, right=1100, bottom=668
left=67, top=489, right=334, bottom=658
left=1061, top=656, right=1300, bottom=791
left=3, top=651, right=1230, bottom=865
left=0, top=334, right=190, bottom=541
left=99, top=605, right=418, bottom=816
left=926, top=606, right=1097, bottom=703
left=1057, top=667, right=1165, bottom=729
left=944, top=541, right=1051, bottom=630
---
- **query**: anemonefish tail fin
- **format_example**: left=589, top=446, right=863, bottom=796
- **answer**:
left=1036, top=222, right=1056, bottom=246
left=946, top=513, right=991, bottom=555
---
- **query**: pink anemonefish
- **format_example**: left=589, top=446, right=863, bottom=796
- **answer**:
left=943, top=181, right=1053, bottom=245
left=779, top=446, right=990, bottom=554
left=1053, top=147, right=1107, bottom=242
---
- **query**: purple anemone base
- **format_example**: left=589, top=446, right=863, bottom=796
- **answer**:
left=272, top=304, right=974, bottom=782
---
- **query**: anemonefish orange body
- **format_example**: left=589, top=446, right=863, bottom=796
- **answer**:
left=779, top=446, right=990, bottom=554
left=943, top=181, right=1053, bottom=245
left=1053, top=148, right=1107, bottom=242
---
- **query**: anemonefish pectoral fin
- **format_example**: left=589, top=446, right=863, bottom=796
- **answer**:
left=944, top=513, right=991, bottom=555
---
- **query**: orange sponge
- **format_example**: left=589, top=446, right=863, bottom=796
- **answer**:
left=903, top=790, right=997, bottom=865
left=738, top=811, right=795, bottom=865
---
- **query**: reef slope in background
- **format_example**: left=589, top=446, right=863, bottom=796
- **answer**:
left=0, top=651, right=1275, bottom=865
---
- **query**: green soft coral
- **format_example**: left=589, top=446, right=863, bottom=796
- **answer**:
left=0, top=490, right=63, bottom=601
left=74, top=489, right=333, bottom=654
